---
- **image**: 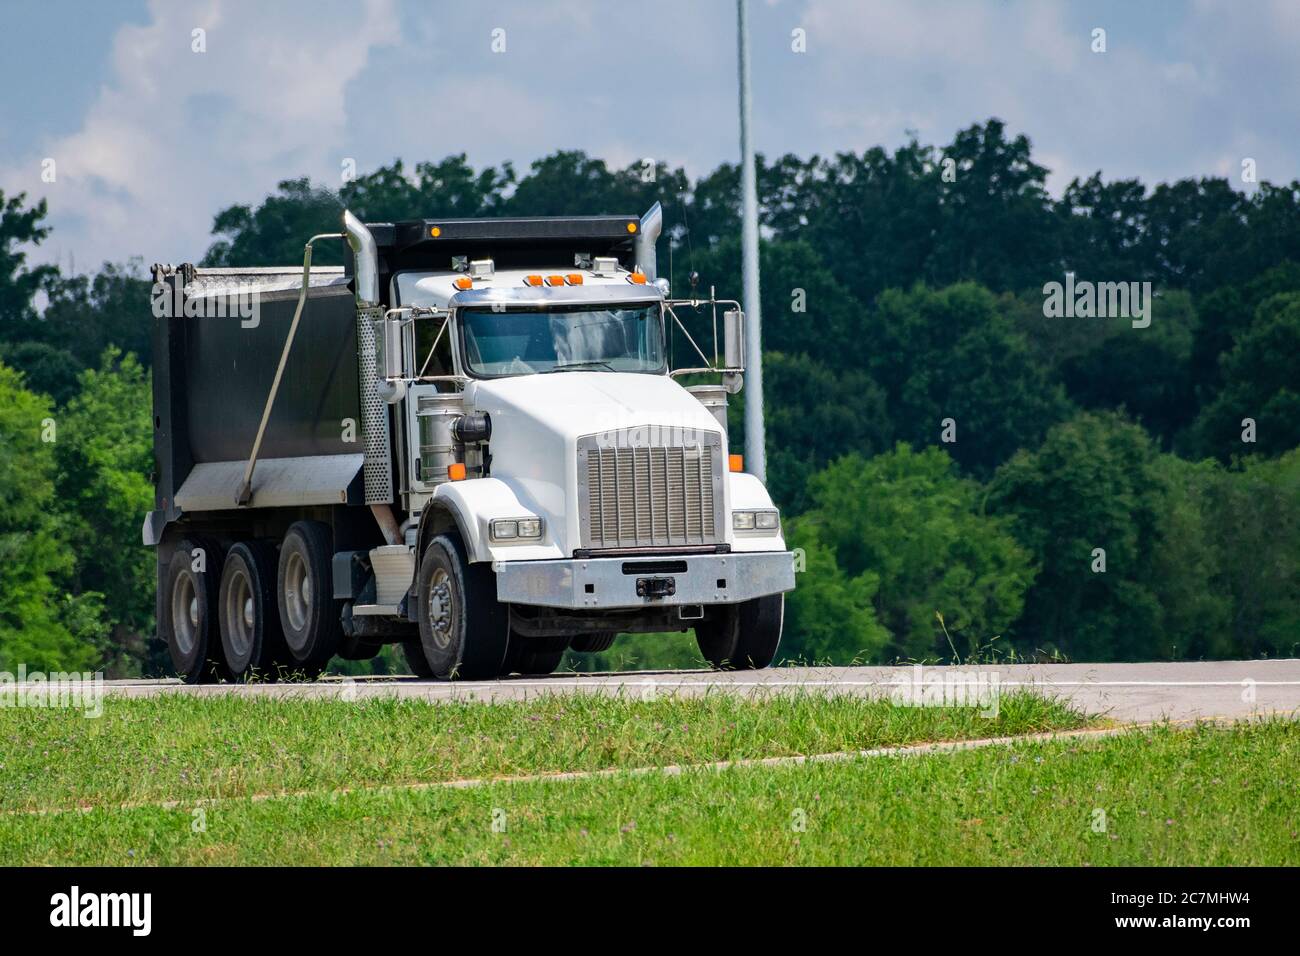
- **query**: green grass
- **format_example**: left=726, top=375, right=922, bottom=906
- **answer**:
left=6, top=693, right=1295, bottom=866
left=3, top=719, right=1297, bottom=865
left=0, top=691, right=1081, bottom=814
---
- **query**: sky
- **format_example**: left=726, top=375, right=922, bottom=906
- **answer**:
left=1, top=0, right=1298, bottom=272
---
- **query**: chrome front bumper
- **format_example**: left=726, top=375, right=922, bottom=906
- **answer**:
left=494, top=550, right=796, bottom=610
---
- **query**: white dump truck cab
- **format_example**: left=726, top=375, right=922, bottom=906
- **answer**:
left=375, top=206, right=794, bottom=678
left=145, top=205, right=793, bottom=683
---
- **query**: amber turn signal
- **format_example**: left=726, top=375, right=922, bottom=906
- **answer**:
left=729, top=454, right=744, bottom=473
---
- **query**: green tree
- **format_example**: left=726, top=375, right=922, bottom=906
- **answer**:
left=204, top=177, right=345, bottom=267
left=54, top=349, right=157, bottom=674
left=781, top=520, right=890, bottom=664
left=0, top=363, right=102, bottom=671
left=786, top=445, right=1034, bottom=662
left=1192, top=292, right=1300, bottom=459
left=731, top=351, right=890, bottom=515
left=988, top=412, right=1202, bottom=661
left=37, top=260, right=153, bottom=369
left=868, top=282, right=1072, bottom=477
left=1200, top=450, right=1300, bottom=658
left=0, top=191, right=57, bottom=335
left=0, top=341, right=82, bottom=405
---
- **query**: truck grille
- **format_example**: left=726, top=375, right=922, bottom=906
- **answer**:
left=577, top=433, right=725, bottom=550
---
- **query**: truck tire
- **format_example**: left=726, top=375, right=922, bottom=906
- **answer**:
left=502, top=634, right=569, bottom=675
left=161, top=537, right=230, bottom=684
left=401, top=639, right=436, bottom=677
left=337, top=633, right=383, bottom=661
left=695, top=594, right=784, bottom=670
left=219, top=541, right=287, bottom=681
left=413, top=533, right=509, bottom=680
left=276, top=521, right=343, bottom=677
left=569, top=631, right=616, bottom=653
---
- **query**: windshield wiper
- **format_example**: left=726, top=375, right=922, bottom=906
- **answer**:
left=545, top=361, right=616, bottom=373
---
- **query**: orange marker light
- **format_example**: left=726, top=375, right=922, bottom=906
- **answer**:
left=628, top=271, right=647, bottom=285
left=448, top=462, right=467, bottom=481
left=627, top=222, right=638, bottom=233
left=452, top=276, right=473, bottom=290
left=430, top=226, right=442, bottom=237
left=545, top=274, right=566, bottom=286
left=729, top=454, right=744, bottom=473
left=565, top=273, right=584, bottom=285
left=524, top=274, right=543, bottom=286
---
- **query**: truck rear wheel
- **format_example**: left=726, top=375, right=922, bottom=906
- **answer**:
left=413, top=533, right=510, bottom=680
left=501, top=634, right=569, bottom=675
left=695, top=594, right=784, bottom=670
left=161, top=537, right=230, bottom=684
left=219, top=541, right=286, bottom=681
left=276, top=521, right=343, bottom=677
left=569, top=631, right=616, bottom=653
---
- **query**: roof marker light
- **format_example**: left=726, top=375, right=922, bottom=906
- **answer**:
left=452, top=276, right=473, bottom=291
left=628, top=272, right=648, bottom=285
left=524, top=275, right=544, bottom=286
left=565, top=274, right=584, bottom=285
left=545, top=274, right=566, bottom=286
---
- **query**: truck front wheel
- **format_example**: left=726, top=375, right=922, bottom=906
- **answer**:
left=695, top=594, right=784, bottom=670
left=414, top=533, right=510, bottom=680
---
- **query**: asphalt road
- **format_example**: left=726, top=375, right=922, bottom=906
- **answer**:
left=86, top=659, right=1300, bottom=724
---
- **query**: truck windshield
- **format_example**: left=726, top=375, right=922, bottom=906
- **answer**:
left=460, top=305, right=665, bottom=377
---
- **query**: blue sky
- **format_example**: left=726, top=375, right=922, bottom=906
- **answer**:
left=2, top=0, right=1297, bottom=271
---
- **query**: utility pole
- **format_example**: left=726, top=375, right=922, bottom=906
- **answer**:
left=737, top=0, right=766, bottom=482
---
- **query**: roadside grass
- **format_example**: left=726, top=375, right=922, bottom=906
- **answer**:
left=0, top=690, right=1083, bottom=814
left=3, top=720, right=1297, bottom=865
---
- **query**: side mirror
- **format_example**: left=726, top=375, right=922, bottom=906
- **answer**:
left=380, top=314, right=405, bottom=380
left=375, top=314, right=407, bottom=403
left=723, top=308, right=744, bottom=394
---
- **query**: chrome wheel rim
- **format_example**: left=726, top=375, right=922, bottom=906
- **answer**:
left=171, top=572, right=198, bottom=657
left=426, top=568, right=454, bottom=650
left=224, top=568, right=254, bottom=661
left=283, top=550, right=312, bottom=648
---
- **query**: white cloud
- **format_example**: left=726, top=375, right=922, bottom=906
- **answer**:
left=3, top=0, right=397, bottom=270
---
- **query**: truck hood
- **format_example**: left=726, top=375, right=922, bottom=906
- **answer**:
left=466, top=371, right=722, bottom=443
left=461, top=372, right=726, bottom=551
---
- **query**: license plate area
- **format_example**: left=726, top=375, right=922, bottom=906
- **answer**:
left=635, top=576, right=677, bottom=600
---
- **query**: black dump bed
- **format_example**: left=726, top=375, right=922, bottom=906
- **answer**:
left=148, top=266, right=364, bottom=532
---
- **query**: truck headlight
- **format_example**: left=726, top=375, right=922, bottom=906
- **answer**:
left=491, top=517, right=543, bottom=541
left=733, top=509, right=779, bottom=532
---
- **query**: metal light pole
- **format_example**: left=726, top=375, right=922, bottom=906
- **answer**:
left=737, top=0, right=766, bottom=482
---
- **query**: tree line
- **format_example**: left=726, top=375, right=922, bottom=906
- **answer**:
left=0, top=118, right=1296, bottom=672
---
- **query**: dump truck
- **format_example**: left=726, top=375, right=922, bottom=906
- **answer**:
left=144, top=204, right=795, bottom=681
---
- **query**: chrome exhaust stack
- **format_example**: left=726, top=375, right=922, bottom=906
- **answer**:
left=343, top=209, right=379, bottom=309
left=343, top=209, right=395, bottom=505
left=636, top=201, right=663, bottom=280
